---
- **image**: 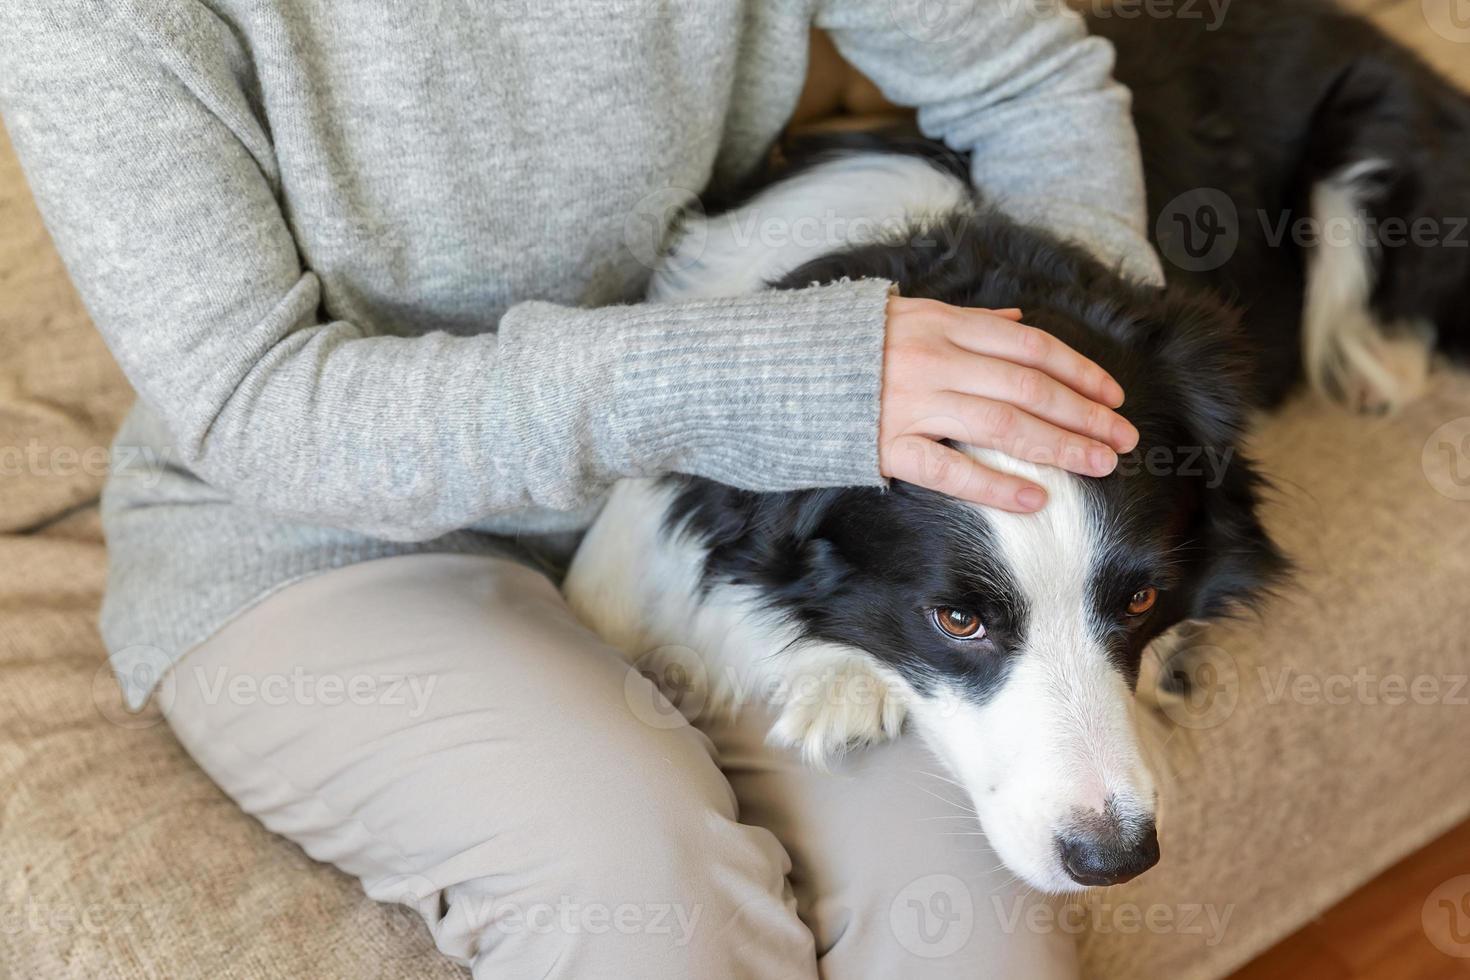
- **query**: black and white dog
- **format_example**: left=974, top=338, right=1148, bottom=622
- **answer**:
left=565, top=0, right=1470, bottom=892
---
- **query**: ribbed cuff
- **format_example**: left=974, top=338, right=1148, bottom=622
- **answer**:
left=499, top=278, right=893, bottom=501
left=617, top=278, right=893, bottom=490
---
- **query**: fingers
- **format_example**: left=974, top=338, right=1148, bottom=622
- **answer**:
left=934, top=351, right=1140, bottom=453
left=943, top=307, right=1126, bottom=409
left=884, top=434, right=1047, bottom=513
left=880, top=297, right=1138, bottom=513
left=918, top=392, right=1119, bottom=477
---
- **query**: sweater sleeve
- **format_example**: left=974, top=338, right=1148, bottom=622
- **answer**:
left=816, top=0, right=1165, bottom=286
left=0, top=4, right=889, bottom=542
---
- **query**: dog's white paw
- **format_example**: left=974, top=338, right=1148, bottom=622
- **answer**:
left=1332, top=325, right=1434, bottom=415
left=767, top=653, right=910, bottom=769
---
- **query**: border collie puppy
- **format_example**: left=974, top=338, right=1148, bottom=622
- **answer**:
left=566, top=148, right=1286, bottom=893
left=566, top=1, right=1469, bottom=892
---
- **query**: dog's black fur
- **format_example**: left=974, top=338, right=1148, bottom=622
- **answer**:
left=1095, top=0, right=1470, bottom=398
left=662, top=0, right=1468, bottom=701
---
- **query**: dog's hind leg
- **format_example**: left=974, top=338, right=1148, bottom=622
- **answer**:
left=1301, top=159, right=1435, bottom=415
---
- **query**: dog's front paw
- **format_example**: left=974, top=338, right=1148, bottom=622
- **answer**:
left=767, top=652, right=910, bottom=769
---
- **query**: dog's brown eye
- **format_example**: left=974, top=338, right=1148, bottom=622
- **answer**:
left=1126, top=587, right=1158, bottom=617
left=932, top=607, right=984, bottom=639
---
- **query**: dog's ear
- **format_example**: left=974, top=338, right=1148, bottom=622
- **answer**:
left=1174, top=452, right=1288, bottom=622
left=667, top=481, right=857, bottom=602
left=1140, top=289, right=1290, bottom=621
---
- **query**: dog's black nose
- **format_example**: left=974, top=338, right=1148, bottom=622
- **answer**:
left=1057, top=818, right=1159, bottom=887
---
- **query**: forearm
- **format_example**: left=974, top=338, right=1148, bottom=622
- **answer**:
left=176, top=278, right=890, bottom=540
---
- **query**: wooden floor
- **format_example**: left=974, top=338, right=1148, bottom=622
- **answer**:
left=1229, top=820, right=1470, bottom=979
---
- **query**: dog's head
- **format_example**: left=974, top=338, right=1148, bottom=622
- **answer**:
left=685, top=237, right=1285, bottom=892
left=886, top=288, right=1284, bottom=893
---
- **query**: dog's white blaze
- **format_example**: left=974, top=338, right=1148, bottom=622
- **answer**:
left=649, top=153, right=972, bottom=302
left=1303, top=160, right=1434, bottom=413
left=902, top=447, right=1156, bottom=892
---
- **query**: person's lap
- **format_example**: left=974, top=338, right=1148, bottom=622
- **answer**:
left=160, top=553, right=1076, bottom=979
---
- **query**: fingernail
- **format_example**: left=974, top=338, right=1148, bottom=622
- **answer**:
left=1104, top=379, right=1126, bottom=407
left=1116, top=423, right=1140, bottom=454
left=1016, top=486, right=1047, bottom=511
left=1090, top=447, right=1118, bottom=474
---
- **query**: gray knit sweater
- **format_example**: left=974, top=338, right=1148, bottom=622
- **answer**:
left=0, top=1, right=1161, bottom=709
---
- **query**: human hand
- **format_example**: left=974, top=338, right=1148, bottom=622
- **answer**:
left=878, top=296, right=1139, bottom=512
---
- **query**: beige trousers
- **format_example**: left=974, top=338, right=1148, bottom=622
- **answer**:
left=161, top=553, right=1077, bottom=979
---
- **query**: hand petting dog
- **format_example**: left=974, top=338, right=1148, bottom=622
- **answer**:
left=879, top=297, right=1140, bottom=512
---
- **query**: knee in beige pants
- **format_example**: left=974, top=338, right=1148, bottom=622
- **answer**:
left=160, top=554, right=1076, bottom=979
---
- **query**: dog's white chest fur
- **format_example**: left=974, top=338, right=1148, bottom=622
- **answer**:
left=563, top=478, right=911, bottom=765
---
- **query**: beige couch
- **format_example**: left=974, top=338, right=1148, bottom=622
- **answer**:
left=4, top=5, right=1469, bottom=976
